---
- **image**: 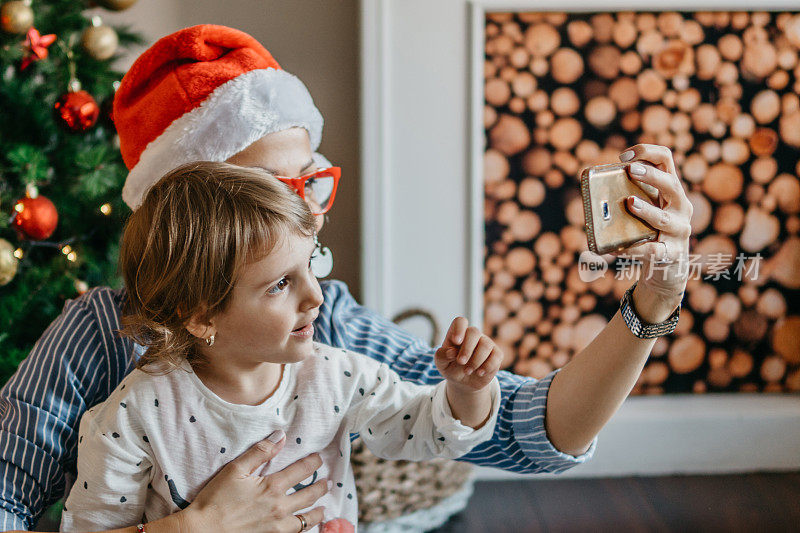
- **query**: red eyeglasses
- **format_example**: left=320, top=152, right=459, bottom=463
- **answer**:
left=274, top=167, right=341, bottom=215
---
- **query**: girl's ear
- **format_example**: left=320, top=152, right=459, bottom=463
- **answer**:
left=185, top=310, right=215, bottom=341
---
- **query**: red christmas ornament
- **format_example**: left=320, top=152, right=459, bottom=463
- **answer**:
left=54, top=89, right=100, bottom=132
left=20, top=27, right=56, bottom=70
left=11, top=194, right=58, bottom=240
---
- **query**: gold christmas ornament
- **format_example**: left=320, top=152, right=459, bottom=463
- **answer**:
left=95, top=0, right=138, bottom=11
left=0, top=238, right=19, bottom=286
left=1, top=0, right=34, bottom=34
left=81, top=17, right=118, bottom=60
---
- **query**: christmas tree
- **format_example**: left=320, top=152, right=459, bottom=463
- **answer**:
left=0, top=0, right=143, bottom=384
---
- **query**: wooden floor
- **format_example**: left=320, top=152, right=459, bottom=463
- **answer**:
left=32, top=473, right=800, bottom=531
left=433, top=473, right=800, bottom=533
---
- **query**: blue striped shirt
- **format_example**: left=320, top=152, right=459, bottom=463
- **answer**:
left=0, top=280, right=595, bottom=530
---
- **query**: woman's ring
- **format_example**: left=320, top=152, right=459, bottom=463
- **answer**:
left=655, top=241, right=670, bottom=263
left=296, top=513, right=309, bottom=532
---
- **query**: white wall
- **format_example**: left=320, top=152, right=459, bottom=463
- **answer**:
left=361, top=0, right=473, bottom=328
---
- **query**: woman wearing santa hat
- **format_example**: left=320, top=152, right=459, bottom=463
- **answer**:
left=0, top=24, right=691, bottom=533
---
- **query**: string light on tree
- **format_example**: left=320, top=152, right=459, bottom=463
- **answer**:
left=99, top=202, right=112, bottom=215
left=61, top=244, right=77, bottom=262
left=0, top=0, right=33, bottom=34
left=74, top=279, right=89, bottom=294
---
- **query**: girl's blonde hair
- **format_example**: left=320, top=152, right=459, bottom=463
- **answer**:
left=119, top=161, right=317, bottom=370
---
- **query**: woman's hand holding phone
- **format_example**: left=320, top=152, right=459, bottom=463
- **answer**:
left=581, top=144, right=692, bottom=321
left=615, top=145, right=693, bottom=320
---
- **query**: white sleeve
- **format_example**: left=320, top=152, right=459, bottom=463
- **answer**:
left=60, top=409, right=152, bottom=532
left=344, top=353, right=500, bottom=461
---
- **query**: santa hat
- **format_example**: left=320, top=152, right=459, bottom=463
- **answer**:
left=114, top=24, right=324, bottom=209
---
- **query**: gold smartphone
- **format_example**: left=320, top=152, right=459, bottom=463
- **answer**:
left=580, top=163, right=660, bottom=255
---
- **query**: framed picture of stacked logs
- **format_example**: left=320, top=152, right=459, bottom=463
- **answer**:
left=481, top=11, right=800, bottom=394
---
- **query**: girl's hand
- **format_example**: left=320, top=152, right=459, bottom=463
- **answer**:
left=616, top=144, right=693, bottom=302
left=435, top=317, right=503, bottom=391
left=181, top=431, right=328, bottom=533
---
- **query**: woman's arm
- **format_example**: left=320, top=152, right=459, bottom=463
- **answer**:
left=546, top=286, right=681, bottom=455
left=317, top=280, right=593, bottom=474
left=0, top=288, right=130, bottom=531
left=546, top=144, right=691, bottom=455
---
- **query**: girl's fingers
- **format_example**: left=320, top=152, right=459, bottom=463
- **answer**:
left=437, top=346, right=458, bottom=361
left=443, top=317, right=468, bottom=349
left=626, top=196, right=692, bottom=239
left=279, top=506, right=326, bottom=533
left=268, top=453, right=323, bottom=493
left=464, top=336, right=493, bottom=375
left=456, top=327, right=482, bottom=365
left=476, top=346, right=504, bottom=377
left=284, top=478, right=329, bottom=512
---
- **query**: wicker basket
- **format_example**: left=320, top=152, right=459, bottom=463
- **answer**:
left=352, top=437, right=473, bottom=525
left=352, top=308, right=473, bottom=527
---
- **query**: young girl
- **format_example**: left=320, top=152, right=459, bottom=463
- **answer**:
left=59, top=162, right=502, bottom=533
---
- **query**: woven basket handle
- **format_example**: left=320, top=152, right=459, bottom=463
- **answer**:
left=391, top=307, right=440, bottom=347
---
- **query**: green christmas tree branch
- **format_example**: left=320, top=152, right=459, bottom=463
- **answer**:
left=0, top=0, right=142, bottom=384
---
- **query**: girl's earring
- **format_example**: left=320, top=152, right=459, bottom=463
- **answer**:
left=205, top=335, right=215, bottom=347
left=311, top=233, right=333, bottom=278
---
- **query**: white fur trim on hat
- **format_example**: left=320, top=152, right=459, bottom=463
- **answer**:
left=122, top=67, right=323, bottom=210
left=312, top=152, right=332, bottom=168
